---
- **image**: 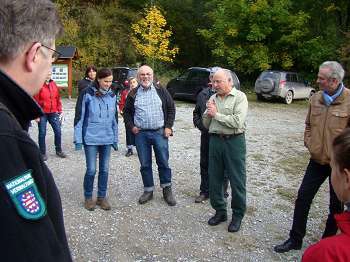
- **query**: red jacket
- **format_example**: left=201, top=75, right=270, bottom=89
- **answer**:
left=302, top=212, right=350, bottom=262
left=34, top=80, right=62, bottom=113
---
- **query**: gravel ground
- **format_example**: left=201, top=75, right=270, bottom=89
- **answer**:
left=29, top=98, right=330, bottom=261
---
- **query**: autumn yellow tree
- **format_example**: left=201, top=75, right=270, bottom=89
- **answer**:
left=131, top=5, right=179, bottom=65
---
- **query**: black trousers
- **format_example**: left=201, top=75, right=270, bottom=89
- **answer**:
left=289, top=159, right=343, bottom=243
left=125, top=124, right=135, bottom=146
left=199, top=132, right=210, bottom=195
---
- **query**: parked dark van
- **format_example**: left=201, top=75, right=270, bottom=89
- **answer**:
left=166, top=67, right=240, bottom=102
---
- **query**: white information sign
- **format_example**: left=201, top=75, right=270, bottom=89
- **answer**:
left=52, top=64, right=68, bottom=87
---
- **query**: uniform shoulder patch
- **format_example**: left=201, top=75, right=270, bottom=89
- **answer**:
left=4, top=170, right=47, bottom=220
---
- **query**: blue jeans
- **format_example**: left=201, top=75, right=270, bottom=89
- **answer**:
left=83, top=145, right=111, bottom=199
left=135, top=129, right=172, bottom=191
left=37, top=113, right=62, bottom=155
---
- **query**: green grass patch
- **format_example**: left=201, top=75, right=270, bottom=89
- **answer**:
left=223, top=235, right=259, bottom=252
left=252, top=180, right=267, bottom=187
left=276, top=152, right=309, bottom=180
left=245, top=205, right=257, bottom=216
left=273, top=203, right=291, bottom=212
left=180, top=188, right=196, bottom=198
left=250, top=153, right=265, bottom=162
left=276, top=187, right=297, bottom=203
left=175, top=100, right=194, bottom=107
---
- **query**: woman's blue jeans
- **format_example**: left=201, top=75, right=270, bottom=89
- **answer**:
left=83, top=144, right=111, bottom=199
left=37, top=113, right=62, bottom=155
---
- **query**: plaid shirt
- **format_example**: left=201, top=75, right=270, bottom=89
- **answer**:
left=134, top=84, right=164, bottom=129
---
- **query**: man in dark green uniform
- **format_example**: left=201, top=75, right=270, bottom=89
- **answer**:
left=203, top=68, right=248, bottom=233
left=0, top=0, right=71, bottom=260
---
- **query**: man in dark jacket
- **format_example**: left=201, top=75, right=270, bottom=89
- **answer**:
left=124, top=65, right=176, bottom=206
left=0, top=1, right=72, bottom=261
left=193, top=68, right=229, bottom=203
left=193, top=87, right=215, bottom=202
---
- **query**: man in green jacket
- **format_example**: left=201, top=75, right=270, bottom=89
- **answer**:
left=203, top=68, right=248, bottom=233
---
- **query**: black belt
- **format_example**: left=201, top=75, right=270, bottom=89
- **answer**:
left=210, top=133, right=242, bottom=139
left=140, top=128, right=162, bottom=132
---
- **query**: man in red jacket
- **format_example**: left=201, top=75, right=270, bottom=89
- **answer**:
left=34, top=71, right=67, bottom=160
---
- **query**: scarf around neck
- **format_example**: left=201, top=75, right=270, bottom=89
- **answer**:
left=322, top=83, right=344, bottom=106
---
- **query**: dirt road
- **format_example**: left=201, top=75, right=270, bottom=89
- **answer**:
left=29, top=98, right=329, bottom=261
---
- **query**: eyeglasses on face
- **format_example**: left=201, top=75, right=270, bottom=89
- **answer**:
left=139, top=73, right=152, bottom=77
left=39, top=44, right=62, bottom=62
left=211, top=79, right=226, bottom=84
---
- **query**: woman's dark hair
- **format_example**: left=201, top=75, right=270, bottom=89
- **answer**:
left=333, top=128, right=350, bottom=171
left=85, top=65, right=97, bottom=77
left=96, top=68, right=112, bottom=80
left=94, top=68, right=113, bottom=95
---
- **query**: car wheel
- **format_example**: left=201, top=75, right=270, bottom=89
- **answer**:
left=284, top=90, right=293, bottom=104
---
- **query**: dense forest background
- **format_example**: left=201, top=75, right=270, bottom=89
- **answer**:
left=54, top=0, right=350, bottom=87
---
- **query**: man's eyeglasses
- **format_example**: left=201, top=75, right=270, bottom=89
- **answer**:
left=211, top=79, right=226, bottom=84
left=139, top=73, right=152, bottom=77
left=40, top=44, right=62, bottom=62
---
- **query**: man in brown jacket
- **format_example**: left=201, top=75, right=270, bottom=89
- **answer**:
left=274, top=61, right=348, bottom=253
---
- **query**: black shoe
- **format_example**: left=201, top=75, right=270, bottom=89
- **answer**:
left=138, top=191, right=153, bottom=204
left=274, top=238, right=302, bottom=253
left=228, top=218, right=242, bottom=232
left=195, top=193, right=209, bottom=203
left=125, top=149, right=133, bottom=157
left=42, top=154, right=48, bottom=161
left=56, top=151, right=67, bottom=158
left=208, top=212, right=227, bottom=226
left=163, top=186, right=176, bottom=206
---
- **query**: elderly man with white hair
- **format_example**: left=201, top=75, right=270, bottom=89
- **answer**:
left=203, top=68, right=248, bottom=233
left=193, top=67, right=230, bottom=203
left=274, top=61, right=348, bottom=253
left=123, top=65, right=176, bottom=206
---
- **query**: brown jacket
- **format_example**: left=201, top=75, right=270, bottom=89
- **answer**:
left=304, top=88, right=350, bottom=165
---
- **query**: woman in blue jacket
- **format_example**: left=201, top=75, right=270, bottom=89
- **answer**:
left=74, top=68, right=118, bottom=211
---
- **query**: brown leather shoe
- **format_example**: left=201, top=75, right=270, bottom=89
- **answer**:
left=138, top=191, right=153, bottom=204
left=96, top=197, right=111, bottom=210
left=195, top=193, right=209, bottom=203
left=84, top=198, right=96, bottom=211
left=163, top=186, right=176, bottom=206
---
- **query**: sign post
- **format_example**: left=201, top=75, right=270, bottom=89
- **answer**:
left=54, top=46, right=79, bottom=99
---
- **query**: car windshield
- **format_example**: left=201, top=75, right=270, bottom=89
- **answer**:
left=259, top=71, right=280, bottom=80
left=128, top=69, right=137, bottom=78
left=178, top=71, right=190, bottom=80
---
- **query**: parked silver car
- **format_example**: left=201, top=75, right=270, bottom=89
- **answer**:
left=254, top=71, right=315, bottom=104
